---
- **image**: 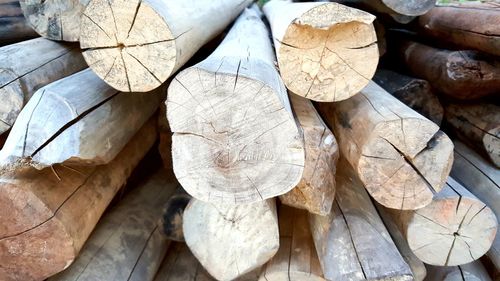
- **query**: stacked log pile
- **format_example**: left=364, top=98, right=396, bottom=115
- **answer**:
left=0, top=0, right=498, bottom=280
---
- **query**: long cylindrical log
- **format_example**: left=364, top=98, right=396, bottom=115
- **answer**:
left=0, top=0, right=37, bottom=45
left=399, top=40, right=500, bottom=100
left=159, top=186, right=191, bottom=242
left=425, top=261, right=492, bottom=281
left=263, top=0, right=378, bottom=102
left=79, top=0, right=252, bottom=92
left=0, top=37, right=86, bottom=134
left=167, top=7, right=304, bottom=204
left=259, top=205, right=325, bottom=281
left=445, top=103, right=499, bottom=168
left=309, top=159, right=413, bottom=281
left=48, top=168, right=177, bottom=281
left=0, top=119, right=157, bottom=281
left=373, top=69, right=444, bottom=125
left=385, top=177, right=497, bottom=267
left=183, top=199, right=279, bottom=281
left=316, top=81, right=454, bottom=210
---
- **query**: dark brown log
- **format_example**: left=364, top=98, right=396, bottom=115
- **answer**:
left=0, top=0, right=37, bottom=46
left=159, top=186, right=191, bottom=242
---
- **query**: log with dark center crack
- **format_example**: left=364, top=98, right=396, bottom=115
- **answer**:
left=0, top=0, right=38, bottom=45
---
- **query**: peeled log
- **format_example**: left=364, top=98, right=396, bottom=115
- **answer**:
left=263, top=0, right=378, bottom=102
left=183, top=199, right=279, bottom=281
left=167, top=7, right=304, bottom=204
left=159, top=186, right=191, bottom=242
left=316, top=81, right=454, bottom=210
left=0, top=0, right=38, bottom=45
left=0, top=69, right=163, bottom=170
left=80, top=0, right=252, bottom=92
left=0, top=37, right=86, bottom=134
left=49, top=168, right=177, bottom=281
left=0, top=119, right=157, bottom=281
left=425, top=261, right=492, bottom=281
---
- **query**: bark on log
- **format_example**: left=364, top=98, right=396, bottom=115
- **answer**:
left=48, top=168, right=177, bottom=281
left=79, top=0, right=252, bottom=92
left=373, top=69, right=444, bottom=125
left=309, top=159, right=413, bottom=281
left=159, top=186, right=191, bottom=242
left=0, top=37, right=86, bottom=134
left=425, top=261, right=492, bottom=281
left=263, top=0, right=378, bottom=102
left=0, top=119, right=157, bottom=281
left=385, top=177, right=497, bottom=266
left=183, top=199, right=279, bottom=281
left=445, top=103, right=499, bottom=168
left=418, top=4, right=500, bottom=57
left=0, top=0, right=37, bottom=45
left=0, top=69, right=164, bottom=170
left=399, top=40, right=500, bottom=100
left=316, top=81, right=454, bottom=210
left=167, top=7, right=304, bottom=204
left=259, top=205, right=325, bottom=281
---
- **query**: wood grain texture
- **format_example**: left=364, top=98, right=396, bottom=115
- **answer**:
left=425, top=261, right=492, bottom=281
left=263, top=0, right=378, bottom=102
left=159, top=186, right=191, bottom=242
left=80, top=0, right=252, bottom=92
left=167, top=7, right=304, bottom=204
left=0, top=0, right=38, bottom=45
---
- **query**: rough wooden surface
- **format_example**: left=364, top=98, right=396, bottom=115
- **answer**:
left=0, top=37, right=86, bottom=134
left=0, top=0, right=38, bottom=45
left=80, top=0, right=252, bottom=92
left=158, top=102, right=173, bottom=171
left=159, top=186, right=191, bottom=242
left=316, top=81, right=454, bottom=210
left=0, top=119, right=156, bottom=281
left=167, top=7, right=304, bottom=204
left=334, top=0, right=434, bottom=23
left=263, top=0, right=378, bottom=102
left=425, top=261, right=492, bottom=281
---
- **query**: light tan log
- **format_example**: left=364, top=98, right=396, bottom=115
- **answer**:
left=309, top=159, right=413, bottom=281
left=80, top=0, right=252, bottom=92
left=49, top=167, right=176, bottom=281
left=0, top=69, right=163, bottom=170
left=0, top=119, right=156, bottom=281
left=373, top=69, right=443, bottom=125
left=316, top=81, right=454, bottom=210
left=167, top=7, right=304, bottom=204
left=451, top=140, right=500, bottom=272
left=0, top=37, right=86, bottom=134
left=0, top=0, right=38, bottom=45
left=385, top=177, right=497, bottom=267
left=445, top=103, right=499, bottom=168
left=263, top=0, right=378, bottom=102
left=259, top=205, right=325, bottom=281
left=425, top=261, right=492, bottom=281
left=183, top=199, right=279, bottom=281
left=159, top=186, right=191, bottom=242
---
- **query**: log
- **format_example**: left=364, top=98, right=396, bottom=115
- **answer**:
left=0, top=37, right=86, bottom=135
left=158, top=102, right=173, bottom=171
left=79, top=0, right=252, bottom=92
left=183, top=199, right=279, bottom=281
left=309, top=159, right=413, bottom=281
left=445, top=103, right=499, bottom=168
left=316, top=81, right=454, bottom=210
left=0, top=0, right=38, bottom=45
left=0, top=69, right=164, bottom=170
left=399, top=40, right=500, bottom=100
left=263, top=0, right=378, bottom=102
left=334, top=0, right=434, bottom=23
left=48, top=167, right=177, bottom=281
left=418, top=3, right=500, bottom=57
left=259, top=205, right=325, bottom=281
left=385, top=177, right=497, bottom=267
left=167, top=7, right=304, bottom=204
left=0, top=119, right=157, bottom=281
left=425, top=261, right=492, bottom=281
left=159, top=186, right=191, bottom=242
left=373, top=69, right=444, bottom=125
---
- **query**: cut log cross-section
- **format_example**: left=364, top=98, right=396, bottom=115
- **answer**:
left=316, top=81, right=454, bottom=210
left=80, top=0, right=252, bottom=92
left=263, top=0, right=378, bottom=102
left=167, top=7, right=304, bottom=204
left=159, top=186, right=192, bottom=242
left=425, top=261, right=492, bottom=281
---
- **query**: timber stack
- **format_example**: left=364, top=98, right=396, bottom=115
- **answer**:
left=0, top=0, right=498, bottom=280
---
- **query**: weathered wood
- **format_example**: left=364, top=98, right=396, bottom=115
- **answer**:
left=0, top=37, right=86, bottom=134
left=399, top=40, right=500, bottom=100
left=0, top=119, right=157, bottom=281
left=385, top=177, right=497, bottom=267
left=316, top=81, right=454, bottom=210
left=0, top=0, right=38, bottom=45
left=425, top=261, right=492, bottom=281
left=48, top=168, right=176, bottom=281
left=263, top=0, right=378, bottom=102
left=0, top=69, right=163, bottom=170
left=445, top=103, right=499, bottom=168
left=158, top=102, right=173, bottom=171
left=259, top=205, right=325, bottom=281
left=167, top=7, right=304, bottom=204
left=373, top=69, right=444, bottom=125
left=183, top=199, right=279, bottom=281
left=334, top=0, right=434, bottom=23
left=309, top=159, right=413, bottom=281
left=159, top=186, right=191, bottom=242
left=80, top=0, right=252, bottom=92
